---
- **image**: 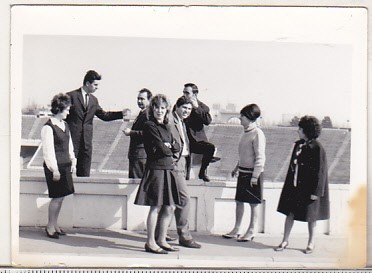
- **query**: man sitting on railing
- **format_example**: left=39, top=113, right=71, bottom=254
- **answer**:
left=182, top=83, right=220, bottom=182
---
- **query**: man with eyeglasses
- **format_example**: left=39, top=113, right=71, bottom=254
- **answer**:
left=182, top=83, right=220, bottom=182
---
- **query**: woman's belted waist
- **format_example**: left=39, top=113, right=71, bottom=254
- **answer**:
left=238, top=166, right=254, bottom=173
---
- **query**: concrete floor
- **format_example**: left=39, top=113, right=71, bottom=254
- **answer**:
left=16, top=227, right=352, bottom=269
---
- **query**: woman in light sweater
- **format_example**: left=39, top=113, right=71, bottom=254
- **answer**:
left=223, top=104, right=266, bottom=242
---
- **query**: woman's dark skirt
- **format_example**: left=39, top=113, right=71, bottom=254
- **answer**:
left=43, top=162, right=74, bottom=198
left=235, top=172, right=263, bottom=204
left=134, top=168, right=180, bottom=206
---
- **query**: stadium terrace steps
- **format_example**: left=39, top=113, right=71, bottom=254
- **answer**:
left=21, top=115, right=37, bottom=139
left=91, top=120, right=123, bottom=170
left=104, top=121, right=132, bottom=172
left=22, top=116, right=350, bottom=184
left=205, top=125, right=242, bottom=178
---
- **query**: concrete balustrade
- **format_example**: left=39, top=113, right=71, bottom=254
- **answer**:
left=19, top=173, right=349, bottom=235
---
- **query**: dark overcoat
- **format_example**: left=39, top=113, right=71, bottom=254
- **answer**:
left=128, top=110, right=148, bottom=160
left=65, top=88, right=123, bottom=176
left=277, top=139, right=330, bottom=222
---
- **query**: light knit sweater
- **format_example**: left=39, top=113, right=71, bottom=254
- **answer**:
left=238, top=123, right=266, bottom=179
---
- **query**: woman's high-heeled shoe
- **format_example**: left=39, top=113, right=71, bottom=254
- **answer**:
left=144, top=243, right=168, bottom=254
left=45, top=227, right=59, bottom=239
left=304, top=244, right=314, bottom=254
left=274, top=241, right=288, bottom=251
left=158, top=244, right=179, bottom=252
left=56, top=228, right=66, bottom=236
left=237, top=234, right=255, bottom=242
left=222, top=233, right=240, bottom=239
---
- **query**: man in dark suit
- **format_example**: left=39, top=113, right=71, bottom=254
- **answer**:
left=183, top=83, right=220, bottom=182
left=122, top=88, right=152, bottom=178
left=66, top=70, right=126, bottom=177
left=156, top=96, right=201, bottom=249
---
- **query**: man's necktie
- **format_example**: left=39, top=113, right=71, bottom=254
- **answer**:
left=85, top=94, right=89, bottom=109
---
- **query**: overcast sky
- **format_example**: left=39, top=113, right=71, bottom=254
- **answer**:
left=12, top=6, right=365, bottom=127
left=22, top=35, right=352, bottom=125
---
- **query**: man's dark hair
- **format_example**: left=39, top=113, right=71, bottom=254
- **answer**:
left=139, top=88, right=153, bottom=100
left=50, top=93, right=71, bottom=115
left=173, top=96, right=193, bottom=112
left=83, top=70, right=101, bottom=85
left=299, top=115, right=322, bottom=140
left=240, top=104, right=261, bottom=121
left=184, top=83, right=198, bottom=94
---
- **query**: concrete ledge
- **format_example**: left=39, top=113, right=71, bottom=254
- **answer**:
left=19, top=171, right=349, bottom=235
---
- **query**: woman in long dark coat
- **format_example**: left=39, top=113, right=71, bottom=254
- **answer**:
left=134, top=94, right=180, bottom=254
left=275, top=116, right=329, bottom=254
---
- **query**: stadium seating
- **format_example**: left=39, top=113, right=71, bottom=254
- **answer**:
left=22, top=116, right=350, bottom=183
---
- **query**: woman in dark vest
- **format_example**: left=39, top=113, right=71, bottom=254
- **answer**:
left=41, top=93, right=76, bottom=239
left=275, top=116, right=330, bottom=254
left=134, top=94, right=180, bottom=254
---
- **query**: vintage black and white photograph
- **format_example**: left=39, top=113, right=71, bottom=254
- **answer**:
left=10, top=5, right=367, bottom=268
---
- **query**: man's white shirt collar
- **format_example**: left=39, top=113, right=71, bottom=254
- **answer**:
left=81, top=87, right=89, bottom=105
left=80, top=87, right=88, bottom=96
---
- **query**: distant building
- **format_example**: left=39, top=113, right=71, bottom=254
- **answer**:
left=212, top=103, right=221, bottom=110
left=228, top=117, right=240, bottom=125
left=212, top=103, right=238, bottom=123
left=36, top=110, right=52, bottom=118
left=225, top=103, right=236, bottom=112
left=219, top=111, right=240, bottom=123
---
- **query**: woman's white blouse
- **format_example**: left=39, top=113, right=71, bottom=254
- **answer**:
left=40, top=118, right=76, bottom=172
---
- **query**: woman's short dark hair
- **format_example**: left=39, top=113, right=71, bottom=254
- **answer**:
left=50, top=93, right=71, bottom=115
left=240, top=104, right=261, bottom=121
left=147, top=94, right=171, bottom=124
left=83, top=70, right=101, bottom=85
left=298, top=115, right=322, bottom=139
left=139, top=88, right=153, bottom=100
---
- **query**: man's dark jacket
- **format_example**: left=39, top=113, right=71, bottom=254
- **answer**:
left=128, top=110, right=148, bottom=160
left=184, top=100, right=212, bottom=144
left=66, top=88, right=123, bottom=175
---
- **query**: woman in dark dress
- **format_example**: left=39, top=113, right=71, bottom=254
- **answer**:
left=134, top=94, right=180, bottom=254
left=41, top=93, right=76, bottom=239
left=275, top=116, right=330, bottom=254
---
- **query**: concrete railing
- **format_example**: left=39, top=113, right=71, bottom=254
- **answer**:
left=19, top=174, right=349, bottom=235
